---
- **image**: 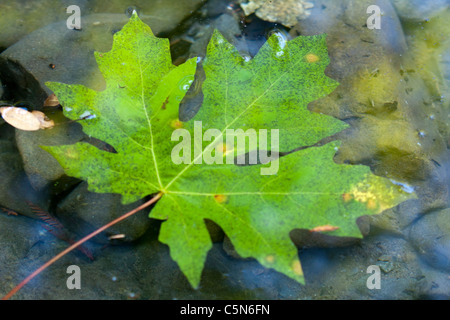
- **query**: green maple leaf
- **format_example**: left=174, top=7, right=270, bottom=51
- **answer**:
left=43, top=13, right=414, bottom=287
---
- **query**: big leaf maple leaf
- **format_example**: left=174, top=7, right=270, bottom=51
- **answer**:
left=44, top=13, right=414, bottom=287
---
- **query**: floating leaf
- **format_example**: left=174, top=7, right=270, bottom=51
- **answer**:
left=43, top=13, right=414, bottom=288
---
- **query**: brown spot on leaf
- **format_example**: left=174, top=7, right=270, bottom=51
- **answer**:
left=170, top=119, right=183, bottom=129
left=161, top=97, right=169, bottom=109
left=214, top=194, right=228, bottom=203
left=310, top=225, right=339, bottom=232
left=342, top=193, right=352, bottom=202
left=265, top=255, right=275, bottom=264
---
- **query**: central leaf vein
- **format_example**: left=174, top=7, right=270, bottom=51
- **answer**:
left=137, top=41, right=163, bottom=189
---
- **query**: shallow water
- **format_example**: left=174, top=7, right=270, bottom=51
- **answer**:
left=0, top=0, right=449, bottom=300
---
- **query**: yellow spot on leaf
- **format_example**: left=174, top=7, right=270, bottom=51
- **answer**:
left=265, top=255, right=275, bottom=264
left=220, top=143, right=228, bottom=154
left=348, top=174, right=412, bottom=214
left=292, top=260, right=303, bottom=276
left=213, top=194, right=228, bottom=203
left=170, top=119, right=183, bottom=129
left=65, top=148, right=80, bottom=160
left=305, top=53, right=320, bottom=63
left=217, top=142, right=233, bottom=156
left=366, top=199, right=377, bottom=210
left=342, top=193, right=352, bottom=202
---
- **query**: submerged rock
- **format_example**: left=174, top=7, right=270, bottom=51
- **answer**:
left=238, top=0, right=314, bottom=27
left=0, top=0, right=205, bottom=49
left=0, top=124, right=49, bottom=218
left=56, top=181, right=155, bottom=243
left=417, top=263, right=450, bottom=299
left=391, top=0, right=449, bottom=21
left=0, top=212, right=43, bottom=296
left=403, top=9, right=450, bottom=147
left=291, top=0, right=448, bottom=211
left=297, top=234, right=425, bottom=299
left=0, top=0, right=204, bottom=109
left=0, top=0, right=87, bottom=49
left=15, top=109, right=85, bottom=191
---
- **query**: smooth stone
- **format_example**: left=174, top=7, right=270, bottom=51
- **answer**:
left=416, top=263, right=450, bottom=299
left=15, top=109, right=85, bottom=191
left=442, top=48, right=450, bottom=85
left=0, top=221, right=298, bottom=299
left=0, top=123, right=50, bottom=218
left=0, top=212, right=42, bottom=296
left=0, top=0, right=205, bottom=50
left=358, top=199, right=427, bottom=237
left=402, top=9, right=450, bottom=149
left=291, top=0, right=407, bottom=119
left=187, top=13, right=248, bottom=59
left=391, top=0, right=449, bottom=21
left=56, top=181, right=155, bottom=243
left=203, top=0, right=235, bottom=18
left=297, top=234, right=425, bottom=299
left=0, top=0, right=88, bottom=49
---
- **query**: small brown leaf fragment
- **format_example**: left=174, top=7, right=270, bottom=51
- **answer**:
left=0, top=106, right=41, bottom=131
left=310, top=225, right=339, bottom=233
left=44, top=94, right=60, bottom=107
left=31, top=111, right=55, bottom=129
